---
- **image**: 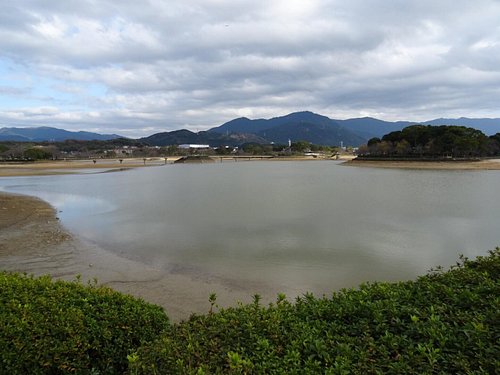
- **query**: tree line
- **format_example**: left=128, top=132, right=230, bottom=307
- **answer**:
left=0, top=138, right=340, bottom=161
left=359, top=125, right=500, bottom=159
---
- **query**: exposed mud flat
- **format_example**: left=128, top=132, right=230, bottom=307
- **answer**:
left=0, top=192, right=276, bottom=322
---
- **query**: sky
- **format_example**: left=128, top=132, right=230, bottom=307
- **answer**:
left=1, top=0, right=500, bottom=138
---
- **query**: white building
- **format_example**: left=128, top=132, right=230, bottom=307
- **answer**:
left=178, top=144, right=210, bottom=149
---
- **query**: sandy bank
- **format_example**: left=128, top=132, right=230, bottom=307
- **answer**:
left=0, top=192, right=277, bottom=322
left=0, top=156, right=346, bottom=177
left=213, top=156, right=340, bottom=162
left=0, top=158, right=175, bottom=177
left=344, top=158, right=500, bottom=170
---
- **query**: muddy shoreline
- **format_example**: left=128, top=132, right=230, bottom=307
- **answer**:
left=0, top=192, right=278, bottom=322
left=345, top=158, right=500, bottom=170
left=0, top=158, right=171, bottom=177
left=0, top=156, right=348, bottom=177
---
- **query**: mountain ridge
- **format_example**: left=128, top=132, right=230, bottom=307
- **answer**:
left=0, top=126, right=122, bottom=142
left=210, top=111, right=500, bottom=146
left=210, top=111, right=366, bottom=146
left=2, top=112, right=500, bottom=145
left=140, top=129, right=268, bottom=147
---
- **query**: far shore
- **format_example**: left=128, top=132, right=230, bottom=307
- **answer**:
left=0, top=158, right=172, bottom=177
left=1, top=155, right=500, bottom=177
left=0, top=155, right=348, bottom=177
left=344, top=158, right=500, bottom=170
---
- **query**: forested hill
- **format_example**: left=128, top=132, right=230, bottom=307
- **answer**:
left=140, top=129, right=267, bottom=147
left=211, top=111, right=500, bottom=144
left=210, top=111, right=367, bottom=146
left=361, top=125, right=500, bottom=158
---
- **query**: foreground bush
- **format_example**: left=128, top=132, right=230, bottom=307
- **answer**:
left=0, top=274, right=169, bottom=374
left=1, top=250, right=498, bottom=374
left=130, top=249, right=499, bottom=374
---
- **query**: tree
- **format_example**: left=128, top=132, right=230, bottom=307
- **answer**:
left=395, top=140, right=410, bottom=155
left=365, top=125, right=490, bottom=158
left=357, top=144, right=369, bottom=155
left=367, top=137, right=381, bottom=147
left=291, top=140, right=311, bottom=153
left=24, top=147, right=52, bottom=160
left=241, top=143, right=263, bottom=155
left=377, top=141, right=393, bottom=155
left=488, top=133, right=500, bottom=155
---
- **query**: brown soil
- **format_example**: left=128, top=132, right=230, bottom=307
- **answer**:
left=0, top=158, right=174, bottom=177
left=0, top=192, right=71, bottom=256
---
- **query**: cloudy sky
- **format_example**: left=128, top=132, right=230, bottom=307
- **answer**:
left=1, top=0, right=500, bottom=137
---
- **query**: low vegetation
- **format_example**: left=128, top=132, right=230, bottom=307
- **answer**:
left=1, top=249, right=498, bottom=374
left=129, top=249, right=499, bottom=374
left=0, top=274, right=169, bottom=374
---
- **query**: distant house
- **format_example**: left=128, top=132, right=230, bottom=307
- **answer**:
left=178, top=144, right=210, bottom=149
left=114, top=146, right=136, bottom=155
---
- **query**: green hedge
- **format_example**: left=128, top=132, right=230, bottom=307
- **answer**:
left=129, top=249, right=500, bottom=374
left=0, top=274, right=169, bottom=374
left=1, top=250, right=498, bottom=374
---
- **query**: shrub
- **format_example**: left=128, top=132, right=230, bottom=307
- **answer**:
left=0, top=274, right=169, bottom=374
left=1, top=250, right=498, bottom=374
left=130, top=249, right=500, bottom=374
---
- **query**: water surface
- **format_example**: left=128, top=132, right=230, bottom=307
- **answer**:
left=2, top=161, right=498, bottom=297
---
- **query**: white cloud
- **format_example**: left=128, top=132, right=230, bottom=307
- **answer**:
left=1, top=0, right=500, bottom=136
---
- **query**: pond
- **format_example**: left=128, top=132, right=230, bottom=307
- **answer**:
left=2, top=161, right=499, bottom=298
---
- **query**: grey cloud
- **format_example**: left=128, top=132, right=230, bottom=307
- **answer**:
left=0, top=86, right=30, bottom=96
left=1, top=0, right=500, bottom=136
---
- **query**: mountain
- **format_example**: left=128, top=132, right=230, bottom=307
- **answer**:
left=335, top=118, right=414, bottom=139
left=141, top=129, right=268, bottom=147
left=256, top=120, right=366, bottom=146
left=214, top=117, right=275, bottom=134
left=0, top=126, right=122, bottom=142
left=338, top=117, right=500, bottom=138
left=3, top=114, right=499, bottom=147
left=211, top=111, right=366, bottom=146
left=422, top=118, right=500, bottom=135
left=212, top=112, right=500, bottom=146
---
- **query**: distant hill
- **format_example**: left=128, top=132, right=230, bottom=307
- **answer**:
left=3, top=114, right=499, bottom=147
left=337, top=117, right=500, bottom=138
left=0, top=126, right=122, bottom=142
left=214, top=117, right=275, bottom=134
left=256, top=120, right=366, bottom=146
left=422, top=118, right=500, bottom=135
left=141, top=129, right=268, bottom=147
left=212, top=112, right=500, bottom=146
left=335, top=118, right=414, bottom=139
left=211, top=111, right=366, bottom=146
left=131, top=116, right=500, bottom=144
